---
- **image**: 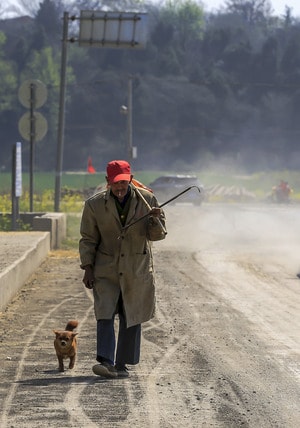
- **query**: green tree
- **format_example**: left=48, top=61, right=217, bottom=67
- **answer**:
left=160, top=0, right=204, bottom=46
left=150, top=0, right=205, bottom=75
left=20, top=46, right=75, bottom=169
left=35, top=0, right=63, bottom=44
left=0, top=31, right=17, bottom=112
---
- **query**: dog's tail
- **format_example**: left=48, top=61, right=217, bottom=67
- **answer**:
left=65, top=320, right=78, bottom=331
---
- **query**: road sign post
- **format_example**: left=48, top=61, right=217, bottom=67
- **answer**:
left=11, top=142, right=22, bottom=230
left=18, top=79, right=48, bottom=212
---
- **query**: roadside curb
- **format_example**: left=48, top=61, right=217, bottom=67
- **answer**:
left=0, top=231, right=50, bottom=313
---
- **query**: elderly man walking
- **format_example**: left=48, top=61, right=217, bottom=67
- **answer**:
left=79, top=160, right=167, bottom=378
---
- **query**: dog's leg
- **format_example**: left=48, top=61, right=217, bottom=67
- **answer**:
left=57, top=355, right=64, bottom=372
left=69, top=355, right=76, bottom=369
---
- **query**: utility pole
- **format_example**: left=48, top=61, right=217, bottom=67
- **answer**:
left=127, top=76, right=133, bottom=163
left=29, top=83, right=36, bottom=212
left=55, top=11, right=69, bottom=212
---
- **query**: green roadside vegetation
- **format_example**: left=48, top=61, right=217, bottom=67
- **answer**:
left=62, top=213, right=81, bottom=251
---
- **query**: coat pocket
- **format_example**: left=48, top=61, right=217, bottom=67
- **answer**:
left=94, top=251, right=115, bottom=277
left=133, top=252, right=153, bottom=276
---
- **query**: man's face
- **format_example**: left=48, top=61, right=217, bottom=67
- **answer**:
left=109, top=180, right=130, bottom=201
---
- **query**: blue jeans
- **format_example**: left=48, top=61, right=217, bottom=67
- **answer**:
left=96, top=296, right=141, bottom=366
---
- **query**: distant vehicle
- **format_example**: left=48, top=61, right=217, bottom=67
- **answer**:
left=149, top=175, right=205, bottom=206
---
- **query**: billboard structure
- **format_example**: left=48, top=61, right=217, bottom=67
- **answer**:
left=79, top=11, right=147, bottom=48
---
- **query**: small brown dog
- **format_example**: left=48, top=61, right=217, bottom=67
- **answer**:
left=53, top=320, right=78, bottom=372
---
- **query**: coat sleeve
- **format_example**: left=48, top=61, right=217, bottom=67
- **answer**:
left=146, top=194, right=167, bottom=241
left=147, top=216, right=167, bottom=241
left=79, top=200, right=101, bottom=268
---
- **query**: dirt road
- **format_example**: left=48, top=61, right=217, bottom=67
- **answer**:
left=1, top=203, right=300, bottom=427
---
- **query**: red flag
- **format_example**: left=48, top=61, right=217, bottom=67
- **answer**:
left=87, top=156, right=96, bottom=174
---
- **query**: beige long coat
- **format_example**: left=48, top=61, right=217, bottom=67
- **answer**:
left=79, top=186, right=166, bottom=327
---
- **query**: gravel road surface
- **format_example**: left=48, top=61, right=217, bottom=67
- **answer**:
left=0, top=203, right=300, bottom=427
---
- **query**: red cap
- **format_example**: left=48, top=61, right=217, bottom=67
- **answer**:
left=106, top=160, right=131, bottom=183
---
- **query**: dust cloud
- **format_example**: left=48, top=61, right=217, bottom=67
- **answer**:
left=158, top=203, right=300, bottom=275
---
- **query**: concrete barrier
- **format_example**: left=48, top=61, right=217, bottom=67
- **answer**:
left=32, top=212, right=66, bottom=249
left=0, top=212, right=67, bottom=250
left=0, top=212, right=66, bottom=312
left=0, top=232, right=50, bottom=313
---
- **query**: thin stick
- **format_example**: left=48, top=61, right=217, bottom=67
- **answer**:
left=121, top=185, right=201, bottom=232
left=132, top=184, right=167, bottom=235
left=159, top=186, right=201, bottom=208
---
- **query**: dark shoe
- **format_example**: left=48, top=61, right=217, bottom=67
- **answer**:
left=115, top=364, right=129, bottom=378
left=92, top=362, right=117, bottom=378
left=297, top=273, right=300, bottom=279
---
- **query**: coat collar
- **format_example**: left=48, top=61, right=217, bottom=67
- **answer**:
left=104, top=185, right=138, bottom=226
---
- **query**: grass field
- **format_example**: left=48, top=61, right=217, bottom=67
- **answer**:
left=1, top=169, right=300, bottom=214
left=0, top=172, right=105, bottom=194
left=2, top=169, right=300, bottom=194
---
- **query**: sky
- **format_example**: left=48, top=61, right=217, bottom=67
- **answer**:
left=204, top=0, right=300, bottom=16
left=3, top=0, right=300, bottom=19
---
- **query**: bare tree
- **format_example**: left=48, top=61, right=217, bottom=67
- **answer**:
left=225, top=0, right=273, bottom=24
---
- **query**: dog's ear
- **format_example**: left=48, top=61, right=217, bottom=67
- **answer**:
left=53, top=330, right=60, bottom=337
left=72, top=333, right=78, bottom=337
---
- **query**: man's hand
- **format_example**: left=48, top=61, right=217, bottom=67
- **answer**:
left=82, top=265, right=95, bottom=289
left=149, top=207, right=162, bottom=218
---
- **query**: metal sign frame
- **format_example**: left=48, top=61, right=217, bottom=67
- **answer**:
left=78, top=11, right=148, bottom=48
